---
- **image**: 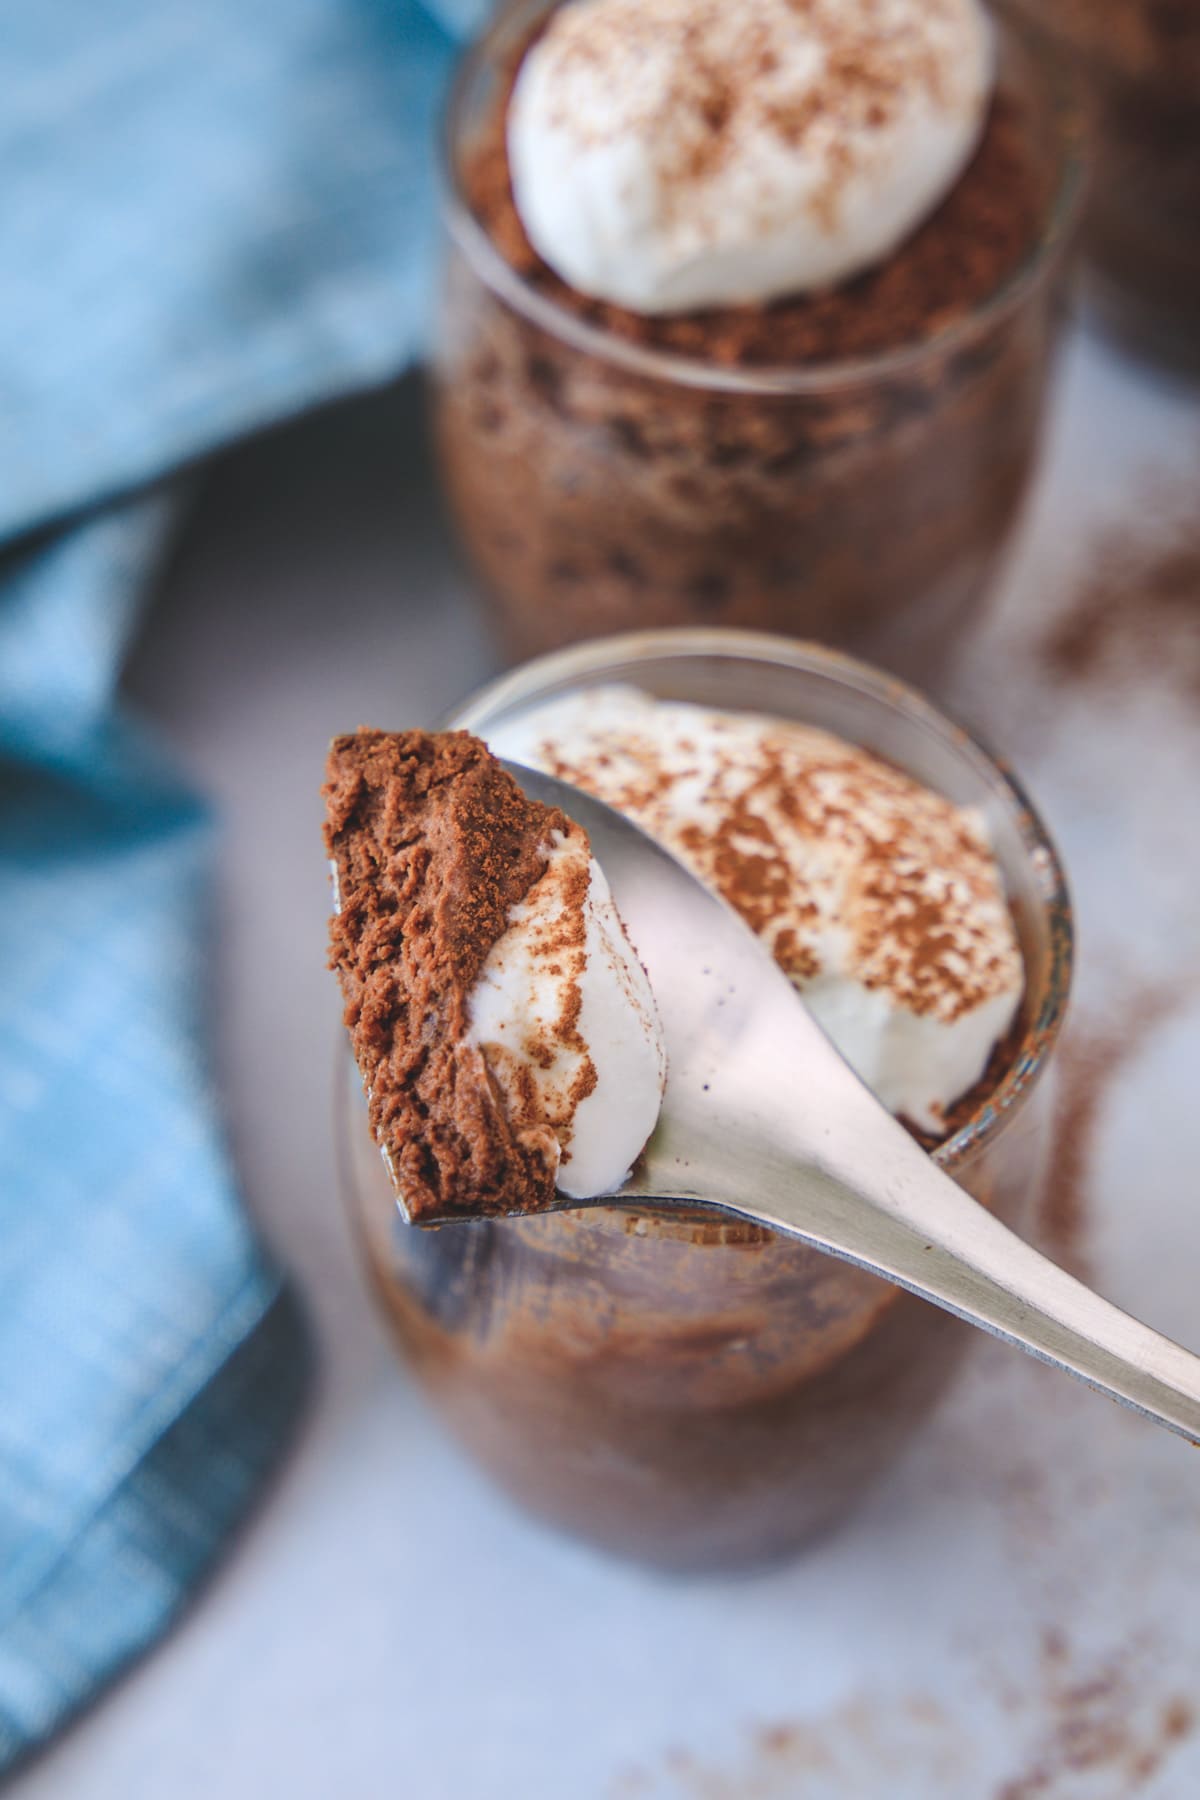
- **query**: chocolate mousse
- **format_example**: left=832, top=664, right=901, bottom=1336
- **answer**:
left=325, top=728, right=666, bottom=1222
left=488, top=685, right=1025, bottom=1137
left=468, top=38, right=1039, bottom=368
left=432, top=0, right=1079, bottom=668
left=324, top=730, right=566, bottom=1222
left=338, top=651, right=1071, bottom=1570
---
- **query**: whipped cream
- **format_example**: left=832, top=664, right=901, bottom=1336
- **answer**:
left=467, top=821, right=667, bottom=1198
left=488, top=686, right=1023, bottom=1134
left=507, top=0, right=994, bottom=315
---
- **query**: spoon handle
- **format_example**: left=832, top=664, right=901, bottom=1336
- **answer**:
left=747, top=1141, right=1200, bottom=1445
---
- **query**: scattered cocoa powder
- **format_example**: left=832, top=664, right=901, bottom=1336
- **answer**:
left=1043, top=505, right=1200, bottom=701
left=995, top=1635, right=1196, bottom=1799
left=1037, top=987, right=1183, bottom=1278
left=631, top=1638, right=1195, bottom=1798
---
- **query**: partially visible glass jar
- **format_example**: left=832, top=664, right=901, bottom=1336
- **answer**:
left=431, top=2, right=1083, bottom=681
left=997, top=0, right=1200, bottom=369
left=338, top=632, right=1074, bottom=1572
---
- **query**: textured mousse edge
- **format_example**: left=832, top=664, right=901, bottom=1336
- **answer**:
left=323, top=729, right=568, bottom=1223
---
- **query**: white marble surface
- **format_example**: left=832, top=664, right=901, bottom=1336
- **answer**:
left=16, top=322, right=1200, bottom=1800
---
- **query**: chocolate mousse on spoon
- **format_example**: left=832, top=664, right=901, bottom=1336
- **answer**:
left=325, top=727, right=1200, bottom=1446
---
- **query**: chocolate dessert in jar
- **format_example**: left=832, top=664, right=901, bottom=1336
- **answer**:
left=336, top=631, right=1073, bottom=1571
left=432, top=0, right=1082, bottom=679
left=994, top=0, right=1200, bottom=368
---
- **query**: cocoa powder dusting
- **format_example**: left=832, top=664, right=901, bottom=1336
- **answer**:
left=483, top=827, right=599, bottom=1168
left=1038, top=987, right=1183, bottom=1279
left=630, top=1635, right=1195, bottom=1797
left=323, top=729, right=569, bottom=1222
left=1043, top=506, right=1200, bottom=701
left=994, top=1636, right=1196, bottom=1800
left=464, top=18, right=1042, bottom=367
left=534, top=721, right=1021, bottom=1028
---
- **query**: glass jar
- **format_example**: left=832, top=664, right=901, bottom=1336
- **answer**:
left=430, top=3, right=1083, bottom=681
left=997, top=0, right=1200, bottom=369
left=338, top=632, right=1074, bottom=1570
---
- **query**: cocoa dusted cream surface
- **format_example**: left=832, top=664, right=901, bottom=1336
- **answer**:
left=323, top=729, right=568, bottom=1222
left=467, top=24, right=1040, bottom=365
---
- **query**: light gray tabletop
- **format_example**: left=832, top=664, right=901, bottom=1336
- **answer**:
left=18, top=326, right=1200, bottom=1800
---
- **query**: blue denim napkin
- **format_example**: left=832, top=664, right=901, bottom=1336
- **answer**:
left=0, top=0, right=470, bottom=1769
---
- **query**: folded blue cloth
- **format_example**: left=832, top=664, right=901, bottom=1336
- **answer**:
left=0, top=0, right=476, bottom=1768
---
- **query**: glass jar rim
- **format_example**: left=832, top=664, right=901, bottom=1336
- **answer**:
left=446, top=628, right=1075, bottom=1178
left=439, top=2, right=1087, bottom=397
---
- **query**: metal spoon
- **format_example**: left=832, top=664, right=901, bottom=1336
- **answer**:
left=494, top=760, right=1200, bottom=1447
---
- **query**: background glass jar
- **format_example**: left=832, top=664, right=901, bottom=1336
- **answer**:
left=996, top=0, right=1200, bottom=369
left=338, top=632, right=1074, bottom=1571
left=431, top=3, right=1083, bottom=682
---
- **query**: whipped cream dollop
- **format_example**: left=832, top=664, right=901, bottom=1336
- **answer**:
left=488, top=686, right=1023, bottom=1135
left=507, top=0, right=994, bottom=315
left=467, top=820, right=667, bottom=1198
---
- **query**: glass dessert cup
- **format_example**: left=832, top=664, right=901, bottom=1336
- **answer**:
left=997, top=0, right=1200, bottom=370
left=431, top=3, right=1084, bottom=682
left=337, top=631, right=1074, bottom=1572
